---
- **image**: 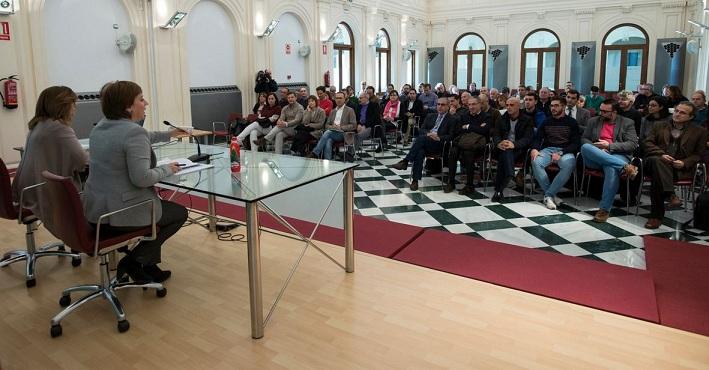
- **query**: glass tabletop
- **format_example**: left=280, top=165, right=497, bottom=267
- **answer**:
left=154, top=141, right=358, bottom=202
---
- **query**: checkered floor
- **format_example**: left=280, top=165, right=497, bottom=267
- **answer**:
left=350, top=143, right=709, bottom=270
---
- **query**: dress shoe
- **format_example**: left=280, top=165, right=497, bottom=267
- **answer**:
left=409, top=180, right=419, bottom=191
left=491, top=191, right=504, bottom=203
left=458, top=185, right=475, bottom=196
left=593, top=209, right=610, bottom=223
left=644, top=218, right=662, bottom=229
left=392, top=160, right=409, bottom=171
left=614, top=198, right=638, bottom=207
left=443, top=184, right=455, bottom=193
left=252, top=137, right=266, bottom=147
left=668, top=194, right=682, bottom=208
left=375, top=145, right=383, bottom=153
left=514, top=172, right=525, bottom=188
left=143, top=264, right=172, bottom=283
left=117, top=256, right=151, bottom=284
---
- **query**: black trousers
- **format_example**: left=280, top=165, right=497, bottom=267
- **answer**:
left=447, top=145, right=485, bottom=186
left=92, top=200, right=188, bottom=265
left=645, top=156, right=677, bottom=219
left=291, top=130, right=316, bottom=155
left=494, top=149, right=526, bottom=192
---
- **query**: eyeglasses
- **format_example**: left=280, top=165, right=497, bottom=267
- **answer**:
left=675, top=110, right=690, bottom=115
left=599, top=109, right=614, bottom=114
left=436, top=103, right=448, bottom=106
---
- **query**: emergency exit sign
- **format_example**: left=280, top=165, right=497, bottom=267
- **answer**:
left=0, top=22, right=9, bottom=41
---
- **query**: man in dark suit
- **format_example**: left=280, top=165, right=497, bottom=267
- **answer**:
left=491, top=97, right=535, bottom=202
left=643, top=102, right=708, bottom=229
left=392, top=97, right=457, bottom=191
left=355, top=92, right=383, bottom=153
left=402, top=89, right=424, bottom=143
left=565, top=89, right=591, bottom=133
left=444, top=96, right=490, bottom=195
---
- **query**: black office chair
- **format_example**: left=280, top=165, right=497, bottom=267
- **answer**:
left=41, top=170, right=166, bottom=337
left=0, top=158, right=80, bottom=287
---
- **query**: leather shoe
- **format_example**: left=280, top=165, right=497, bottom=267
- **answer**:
left=409, top=180, right=419, bottom=191
left=644, top=218, right=662, bottom=229
left=143, top=264, right=172, bottom=283
left=491, top=191, right=504, bottom=203
left=593, top=209, right=610, bottom=223
left=117, top=256, right=151, bottom=284
left=375, top=145, right=383, bottom=153
left=443, top=184, right=455, bottom=193
left=392, top=160, right=409, bottom=171
left=458, top=185, right=475, bottom=196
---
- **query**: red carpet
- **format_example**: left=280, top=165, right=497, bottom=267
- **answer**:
left=644, top=236, right=709, bottom=336
left=394, top=229, right=660, bottom=322
left=170, top=194, right=422, bottom=258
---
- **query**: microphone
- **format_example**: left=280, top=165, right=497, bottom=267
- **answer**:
left=163, top=121, right=210, bottom=163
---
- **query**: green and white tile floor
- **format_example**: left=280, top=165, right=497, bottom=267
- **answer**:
left=350, top=144, right=709, bottom=269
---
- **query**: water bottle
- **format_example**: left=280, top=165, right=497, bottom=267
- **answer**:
left=230, top=137, right=241, bottom=172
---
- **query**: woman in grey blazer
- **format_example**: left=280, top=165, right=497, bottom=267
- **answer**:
left=83, top=81, right=187, bottom=283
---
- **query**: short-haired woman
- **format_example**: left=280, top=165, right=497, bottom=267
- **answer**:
left=82, top=81, right=187, bottom=283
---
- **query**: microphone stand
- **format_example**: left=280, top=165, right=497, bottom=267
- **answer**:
left=163, top=121, right=210, bottom=163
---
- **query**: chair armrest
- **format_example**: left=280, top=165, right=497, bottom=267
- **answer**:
left=17, top=182, right=45, bottom=224
left=94, top=199, right=157, bottom=257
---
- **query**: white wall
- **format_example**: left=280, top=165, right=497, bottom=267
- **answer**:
left=184, top=0, right=237, bottom=87
left=269, top=12, right=306, bottom=83
left=43, top=0, right=133, bottom=92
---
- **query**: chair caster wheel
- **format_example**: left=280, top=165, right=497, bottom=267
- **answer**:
left=156, top=288, right=167, bottom=298
left=26, top=278, right=36, bottom=288
left=59, top=295, right=71, bottom=307
left=50, top=324, right=62, bottom=338
left=117, top=320, right=130, bottom=333
left=71, top=257, right=82, bottom=267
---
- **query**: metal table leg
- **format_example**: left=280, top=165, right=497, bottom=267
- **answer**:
left=246, top=202, right=264, bottom=339
left=344, top=169, right=355, bottom=273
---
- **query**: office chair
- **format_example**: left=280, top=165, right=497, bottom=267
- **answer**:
left=41, top=171, right=166, bottom=337
left=0, top=158, right=80, bottom=287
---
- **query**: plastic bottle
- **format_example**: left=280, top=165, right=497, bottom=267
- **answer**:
left=230, top=137, right=241, bottom=173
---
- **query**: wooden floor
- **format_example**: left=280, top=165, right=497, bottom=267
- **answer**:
left=1, top=217, right=708, bottom=370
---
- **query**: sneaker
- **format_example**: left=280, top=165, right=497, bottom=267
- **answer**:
left=593, top=209, right=610, bottom=223
left=543, top=196, right=557, bottom=210
left=553, top=196, right=564, bottom=206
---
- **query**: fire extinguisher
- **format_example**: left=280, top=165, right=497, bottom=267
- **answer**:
left=323, top=71, right=330, bottom=87
left=0, top=75, right=19, bottom=109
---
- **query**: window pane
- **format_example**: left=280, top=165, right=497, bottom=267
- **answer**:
left=605, top=26, right=646, bottom=46
left=376, top=30, right=389, bottom=48
left=472, top=54, right=483, bottom=86
left=334, top=24, right=351, bottom=45
left=524, top=31, right=559, bottom=48
left=625, top=49, right=643, bottom=91
left=382, top=52, right=389, bottom=91
left=456, top=54, right=468, bottom=88
left=333, top=50, right=341, bottom=90
left=341, top=50, right=351, bottom=88
left=524, top=52, right=538, bottom=87
left=375, top=52, right=381, bottom=92
left=604, top=50, right=621, bottom=92
left=456, top=34, right=485, bottom=51
left=541, top=52, right=556, bottom=89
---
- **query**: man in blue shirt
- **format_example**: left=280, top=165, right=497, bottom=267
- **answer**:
left=418, top=84, right=438, bottom=113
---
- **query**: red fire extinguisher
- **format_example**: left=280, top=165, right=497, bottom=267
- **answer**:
left=323, top=71, right=330, bottom=87
left=0, top=75, right=19, bottom=109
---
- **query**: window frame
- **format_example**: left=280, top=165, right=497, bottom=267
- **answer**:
left=453, top=32, right=487, bottom=88
left=520, top=28, right=560, bottom=91
left=375, top=28, right=391, bottom=93
left=333, top=22, right=355, bottom=91
left=599, top=23, right=649, bottom=93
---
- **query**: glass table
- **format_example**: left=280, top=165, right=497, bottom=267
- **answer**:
left=154, top=141, right=357, bottom=338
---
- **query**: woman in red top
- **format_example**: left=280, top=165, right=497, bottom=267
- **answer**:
left=236, top=92, right=281, bottom=149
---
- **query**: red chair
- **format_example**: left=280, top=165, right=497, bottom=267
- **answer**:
left=579, top=155, right=637, bottom=214
left=212, top=121, right=230, bottom=146
left=41, top=171, right=165, bottom=337
left=634, top=159, right=705, bottom=215
left=0, top=158, right=80, bottom=287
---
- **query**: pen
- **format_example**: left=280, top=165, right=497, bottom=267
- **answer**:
left=178, top=164, right=199, bottom=169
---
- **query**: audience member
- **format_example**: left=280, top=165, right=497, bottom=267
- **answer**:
left=531, top=97, right=581, bottom=210
left=418, top=83, right=438, bottom=112
left=308, top=92, right=357, bottom=160
left=491, top=97, right=534, bottom=202
left=291, top=95, right=326, bottom=156
left=633, top=83, right=656, bottom=114
left=261, top=91, right=303, bottom=154
left=297, top=87, right=309, bottom=108
left=565, top=89, right=591, bottom=133
left=584, top=86, right=604, bottom=112
left=522, top=93, right=547, bottom=128
left=355, top=92, right=383, bottom=153
left=316, top=86, right=333, bottom=116
left=691, top=90, right=707, bottom=125
left=403, top=89, right=425, bottom=143
left=237, top=92, right=281, bottom=149
left=617, top=90, right=642, bottom=135
left=666, top=85, right=689, bottom=108
left=579, top=99, right=638, bottom=222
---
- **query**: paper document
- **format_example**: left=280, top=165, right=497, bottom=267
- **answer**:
left=156, top=158, right=214, bottom=175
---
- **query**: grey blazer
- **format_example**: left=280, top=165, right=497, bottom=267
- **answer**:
left=324, top=105, right=357, bottom=132
left=575, top=107, right=591, bottom=133
left=581, top=115, right=638, bottom=159
left=82, top=118, right=172, bottom=227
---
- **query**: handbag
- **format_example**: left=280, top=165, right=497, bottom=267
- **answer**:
left=257, top=117, right=271, bottom=128
left=457, top=132, right=486, bottom=150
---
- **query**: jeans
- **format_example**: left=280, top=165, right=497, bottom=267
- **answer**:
left=532, top=147, right=576, bottom=198
left=312, top=130, right=344, bottom=160
left=580, top=143, right=629, bottom=211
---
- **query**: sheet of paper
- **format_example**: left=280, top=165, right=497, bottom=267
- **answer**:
left=157, top=158, right=214, bottom=175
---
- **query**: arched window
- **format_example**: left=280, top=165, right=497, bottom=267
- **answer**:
left=521, top=29, right=560, bottom=90
left=453, top=33, right=486, bottom=89
left=333, top=22, right=355, bottom=91
left=600, top=24, right=649, bottom=93
left=375, top=29, right=391, bottom=93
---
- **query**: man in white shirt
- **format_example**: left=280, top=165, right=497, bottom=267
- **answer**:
left=308, top=92, right=357, bottom=160
left=565, top=89, right=590, bottom=133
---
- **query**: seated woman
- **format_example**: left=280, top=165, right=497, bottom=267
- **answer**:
left=290, top=95, right=326, bottom=156
left=236, top=92, right=281, bottom=150
left=82, top=81, right=187, bottom=283
left=12, top=86, right=89, bottom=228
